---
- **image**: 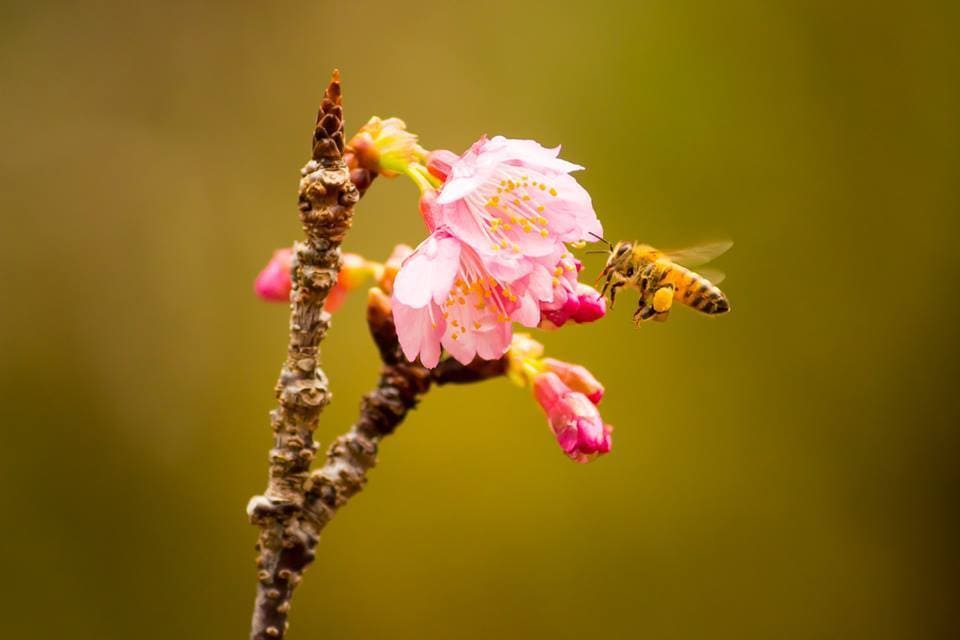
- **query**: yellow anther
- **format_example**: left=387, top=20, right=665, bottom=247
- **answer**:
left=502, top=223, right=512, bottom=231
left=536, top=205, right=545, bottom=213
left=540, top=229, right=549, bottom=237
left=554, top=267, right=563, bottom=277
left=549, top=187, right=557, bottom=196
left=473, top=321, right=481, bottom=330
left=492, top=244, right=500, bottom=251
left=457, top=297, right=466, bottom=305
left=522, top=195, right=531, bottom=201
left=539, top=184, right=546, bottom=190
left=537, top=216, right=548, bottom=225
left=451, top=319, right=459, bottom=327
left=513, top=199, right=521, bottom=206
left=552, top=277, right=559, bottom=286
left=451, top=333, right=459, bottom=341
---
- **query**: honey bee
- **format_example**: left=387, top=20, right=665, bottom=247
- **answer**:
left=592, top=234, right=732, bottom=324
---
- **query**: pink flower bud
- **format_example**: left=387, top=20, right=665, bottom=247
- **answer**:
left=541, top=358, right=605, bottom=404
left=571, top=284, right=606, bottom=323
left=532, top=372, right=612, bottom=463
left=426, top=149, right=459, bottom=182
left=539, top=292, right=582, bottom=329
left=254, top=248, right=293, bottom=302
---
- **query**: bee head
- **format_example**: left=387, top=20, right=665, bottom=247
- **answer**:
left=604, top=240, right=634, bottom=273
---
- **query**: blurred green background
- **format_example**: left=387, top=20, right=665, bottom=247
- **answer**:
left=2, top=1, right=958, bottom=638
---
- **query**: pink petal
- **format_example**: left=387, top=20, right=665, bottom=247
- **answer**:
left=427, top=149, right=459, bottom=182
left=392, top=300, right=445, bottom=368
left=393, top=232, right=461, bottom=308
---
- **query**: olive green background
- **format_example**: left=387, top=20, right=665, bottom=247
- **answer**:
left=1, top=1, right=957, bottom=638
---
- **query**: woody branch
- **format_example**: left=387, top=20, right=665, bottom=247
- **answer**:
left=247, top=71, right=506, bottom=640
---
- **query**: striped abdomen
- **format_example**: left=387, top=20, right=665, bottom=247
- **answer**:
left=668, top=265, right=730, bottom=315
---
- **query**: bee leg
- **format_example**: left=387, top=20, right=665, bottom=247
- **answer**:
left=633, top=300, right=656, bottom=325
left=609, top=281, right=624, bottom=309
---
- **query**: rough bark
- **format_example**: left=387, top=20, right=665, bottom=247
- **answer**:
left=247, top=70, right=357, bottom=640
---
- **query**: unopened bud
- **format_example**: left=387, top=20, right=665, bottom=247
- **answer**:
left=346, top=116, right=425, bottom=177
left=254, top=248, right=293, bottom=302
left=541, top=358, right=604, bottom=404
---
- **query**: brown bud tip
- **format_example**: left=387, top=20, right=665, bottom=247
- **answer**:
left=313, top=69, right=345, bottom=162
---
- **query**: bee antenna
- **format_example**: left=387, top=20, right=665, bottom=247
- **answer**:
left=588, top=232, right=613, bottom=248
left=584, top=250, right=609, bottom=255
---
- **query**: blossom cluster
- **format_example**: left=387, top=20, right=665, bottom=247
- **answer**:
left=254, top=118, right=614, bottom=462
left=393, top=134, right=606, bottom=367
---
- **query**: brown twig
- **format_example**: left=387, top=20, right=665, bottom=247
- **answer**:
left=302, top=290, right=508, bottom=533
left=247, top=69, right=357, bottom=640
left=247, top=72, right=507, bottom=640
left=249, top=289, right=506, bottom=639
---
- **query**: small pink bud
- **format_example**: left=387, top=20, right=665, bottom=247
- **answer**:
left=254, top=248, right=293, bottom=302
left=541, top=358, right=605, bottom=404
left=426, top=149, right=459, bottom=182
left=571, top=284, right=606, bottom=324
left=532, top=372, right=613, bottom=463
left=539, top=291, right=581, bottom=329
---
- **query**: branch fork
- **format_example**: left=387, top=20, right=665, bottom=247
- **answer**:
left=248, top=71, right=505, bottom=640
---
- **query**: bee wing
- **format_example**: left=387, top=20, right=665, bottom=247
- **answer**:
left=662, top=240, right=733, bottom=268
left=696, top=267, right=726, bottom=285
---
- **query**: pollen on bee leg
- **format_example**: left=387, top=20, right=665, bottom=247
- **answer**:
left=653, top=286, right=674, bottom=313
